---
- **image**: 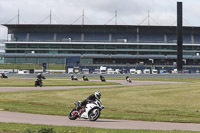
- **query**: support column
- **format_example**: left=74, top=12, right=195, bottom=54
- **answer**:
left=177, top=2, right=183, bottom=72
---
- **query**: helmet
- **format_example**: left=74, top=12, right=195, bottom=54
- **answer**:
left=37, top=73, right=41, bottom=76
left=94, top=91, right=101, bottom=100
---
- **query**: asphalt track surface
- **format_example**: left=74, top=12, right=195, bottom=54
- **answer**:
left=1, top=80, right=200, bottom=131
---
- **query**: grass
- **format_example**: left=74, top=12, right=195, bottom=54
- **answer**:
left=0, top=63, right=65, bottom=70
left=0, top=77, right=119, bottom=87
left=1, top=78, right=200, bottom=123
left=0, top=122, right=198, bottom=133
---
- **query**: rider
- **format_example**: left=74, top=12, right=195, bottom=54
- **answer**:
left=70, top=74, right=74, bottom=80
left=126, top=76, right=129, bottom=80
left=76, top=91, right=101, bottom=112
left=36, top=73, right=45, bottom=80
left=37, top=73, right=42, bottom=79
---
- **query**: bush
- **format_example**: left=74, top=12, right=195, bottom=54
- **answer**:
left=24, top=127, right=54, bottom=133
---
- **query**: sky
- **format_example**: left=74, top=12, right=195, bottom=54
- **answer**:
left=0, top=0, right=200, bottom=40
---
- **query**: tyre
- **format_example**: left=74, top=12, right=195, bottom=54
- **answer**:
left=35, top=81, right=37, bottom=87
left=40, top=82, right=43, bottom=87
left=68, top=108, right=79, bottom=120
left=88, top=108, right=101, bottom=121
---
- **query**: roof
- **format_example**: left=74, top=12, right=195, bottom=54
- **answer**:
left=2, top=24, right=200, bottom=34
left=1, top=53, right=200, bottom=60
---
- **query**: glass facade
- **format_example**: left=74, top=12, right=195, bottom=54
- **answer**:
left=3, top=24, right=200, bottom=65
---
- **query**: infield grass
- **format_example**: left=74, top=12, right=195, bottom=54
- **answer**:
left=0, top=122, right=198, bottom=133
left=0, top=63, right=65, bottom=70
left=0, top=78, right=200, bottom=123
left=0, top=77, right=119, bottom=87
left=0, top=123, right=196, bottom=133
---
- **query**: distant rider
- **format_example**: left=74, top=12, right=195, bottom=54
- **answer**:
left=126, top=76, right=132, bottom=83
left=37, top=73, right=45, bottom=79
left=37, top=73, right=42, bottom=79
left=100, top=75, right=106, bottom=82
left=82, top=75, right=88, bottom=81
left=36, top=73, right=46, bottom=81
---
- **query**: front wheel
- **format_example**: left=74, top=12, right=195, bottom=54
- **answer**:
left=40, top=81, right=43, bottom=87
left=88, top=108, right=101, bottom=121
left=68, top=108, right=79, bottom=120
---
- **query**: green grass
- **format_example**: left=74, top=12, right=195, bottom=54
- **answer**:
left=0, top=77, right=119, bottom=87
left=0, top=63, right=65, bottom=70
left=1, top=78, right=200, bottom=123
left=0, top=122, right=198, bottom=133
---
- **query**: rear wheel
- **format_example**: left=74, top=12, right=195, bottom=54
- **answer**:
left=68, top=108, right=79, bottom=120
left=35, top=81, right=37, bottom=87
left=88, top=108, right=100, bottom=121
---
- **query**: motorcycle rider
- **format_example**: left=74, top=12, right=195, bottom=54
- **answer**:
left=100, top=75, right=106, bottom=82
left=37, top=73, right=42, bottom=79
left=76, top=91, right=101, bottom=113
left=71, top=74, right=78, bottom=80
left=126, top=76, right=132, bottom=83
left=82, top=75, right=89, bottom=81
left=35, top=73, right=45, bottom=86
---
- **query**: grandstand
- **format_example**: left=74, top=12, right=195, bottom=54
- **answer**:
left=2, top=24, right=200, bottom=71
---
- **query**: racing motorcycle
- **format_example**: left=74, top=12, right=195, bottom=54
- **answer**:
left=126, top=76, right=132, bottom=83
left=82, top=75, right=89, bottom=81
left=35, top=78, right=43, bottom=87
left=35, top=75, right=46, bottom=87
left=68, top=99, right=104, bottom=121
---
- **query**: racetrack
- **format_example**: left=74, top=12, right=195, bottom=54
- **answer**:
left=1, top=79, right=198, bottom=131
left=0, top=80, right=181, bottom=92
left=0, top=111, right=200, bottom=131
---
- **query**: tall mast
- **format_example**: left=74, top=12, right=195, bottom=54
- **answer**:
left=115, top=10, right=117, bottom=25
left=50, top=9, right=52, bottom=24
left=82, top=9, right=84, bottom=25
left=17, top=9, right=20, bottom=24
left=148, top=10, right=150, bottom=26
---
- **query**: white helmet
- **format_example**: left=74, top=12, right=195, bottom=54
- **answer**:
left=94, top=91, right=101, bottom=100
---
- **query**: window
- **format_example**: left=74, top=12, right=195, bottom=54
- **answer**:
left=17, top=44, right=27, bottom=48
left=72, top=44, right=82, bottom=49
left=28, top=44, right=38, bottom=48
left=61, top=44, right=71, bottom=49
left=94, top=45, right=104, bottom=49
left=105, top=45, right=115, bottom=49
left=6, top=44, right=16, bottom=48
left=83, top=45, right=94, bottom=49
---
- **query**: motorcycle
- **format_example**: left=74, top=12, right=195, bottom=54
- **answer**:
left=35, top=76, right=46, bottom=87
left=126, top=76, right=132, bottom=83
left=82, top=75, right=89, bottom=81
left=1, top=73, right=8, bottom=78
left=68, top=99, right=104, bottom=121
left=100, top=75, right=106, bottom=82
left=71, top=75, right=78, bottom=81
left=35, top=79, right=43, bottom=87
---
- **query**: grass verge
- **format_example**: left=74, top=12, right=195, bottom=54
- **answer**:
left=0, top=77, right=119, bottom=87
left=0, top=78, right=200, bottom=123
left=0, top=122, right=198, bottom=133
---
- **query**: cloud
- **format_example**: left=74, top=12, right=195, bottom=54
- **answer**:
left=0, top=0, right=199, bottom=39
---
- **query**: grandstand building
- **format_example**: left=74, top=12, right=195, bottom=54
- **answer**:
left=2, top=24, right=200, bottom=69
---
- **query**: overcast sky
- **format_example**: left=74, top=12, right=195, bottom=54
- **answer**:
left=0, top=0, right=200, bottom=40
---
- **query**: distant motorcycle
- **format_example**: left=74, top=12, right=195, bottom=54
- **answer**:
left=71, top=75, right=78, bottom=81
left=100, top=75, right=106, bottom=82
left=126, top=76, right=132, bottom=83
left=82, top=75, right=89, bottom=81
left=1, top=73, right=8, bottom=78
left=68, top=99, right=104, bottom=121
left=35, top=75, right=46, bottom=87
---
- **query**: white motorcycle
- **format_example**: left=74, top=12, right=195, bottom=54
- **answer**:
left=68, top=100, right=104, bottom=121
left=126, top=76, right=132, bottom=83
